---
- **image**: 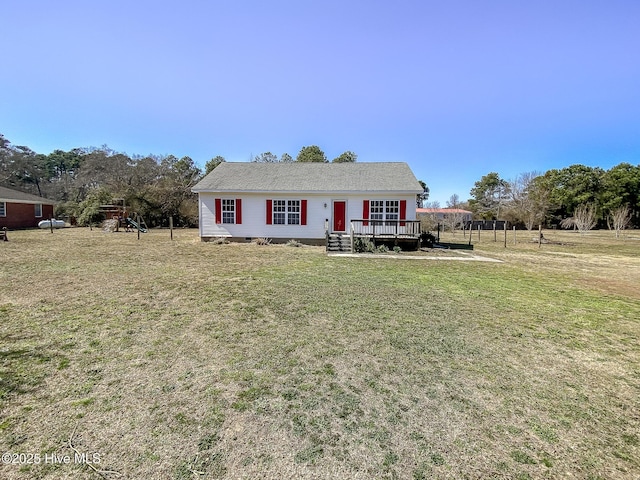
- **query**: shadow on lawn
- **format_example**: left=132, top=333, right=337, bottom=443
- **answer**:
left=435, top=242, right=474, bottom=250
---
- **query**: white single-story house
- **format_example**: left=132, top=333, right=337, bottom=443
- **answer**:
left=191, top=162, right=424, bottom=243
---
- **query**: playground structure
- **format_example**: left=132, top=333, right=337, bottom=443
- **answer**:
left=99, top=198, right=148, bottom=233
left=125, top=216, right=148, bottom=233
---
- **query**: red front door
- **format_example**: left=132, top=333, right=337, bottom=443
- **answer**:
left=333, top=201, right=346, bottom=232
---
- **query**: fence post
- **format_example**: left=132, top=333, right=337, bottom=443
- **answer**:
left=538, top=224, right=542, bottom=248
left=137, top=215, right=141, bottom=241
left=504, top=222, right=507, bottom=248
left=49, top=216, right=53, bottom=233
left=477, top=224, right=481, bottom=241
left=513, top=226, right=516, bottom=245
left=169, top=216, right=174, bottom=240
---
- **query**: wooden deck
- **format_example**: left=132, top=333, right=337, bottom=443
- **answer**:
left=327, top=219, right=422, bottom=252
left=350, top=219, right=421, bottom=238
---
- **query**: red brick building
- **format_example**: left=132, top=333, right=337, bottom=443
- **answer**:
left=0, top=186, right=56, bottom=229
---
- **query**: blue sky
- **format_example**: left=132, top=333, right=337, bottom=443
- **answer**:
left=2, top=0, right=639, bottom=204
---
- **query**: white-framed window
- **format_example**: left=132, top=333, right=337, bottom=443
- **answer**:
left=370, top=200, right=399, bottom=222
left=288, top=200, right=300, bottom=225
left=385, top=200, right=399, bottom=221
left=222, top=199, right=235, bottom=224
left=273, top=200, right=300, bottom=225
left=35, top=203, right=42, bottom=218
left=370, top=200, right=384, bottom=221
left=273, top=200, right=286, bottom=224
left=0, top=202, right=5, bottom=217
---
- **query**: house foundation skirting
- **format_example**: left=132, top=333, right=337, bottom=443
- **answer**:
left=200, top=236, right=327, bottom=246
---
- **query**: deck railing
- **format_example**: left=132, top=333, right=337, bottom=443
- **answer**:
left=350, top=219, right=421, bottom=238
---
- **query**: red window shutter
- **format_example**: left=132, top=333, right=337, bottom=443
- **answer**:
left=301, top=200, right=307, bottom=225
left=236, top=199, right=242, bottom=224
left=400, top=200, right=406, bottom=226
left=215, top=198, right=222, bottom=224
left=363, top=200, right=369, bottom=227
left=266, top=199, right=272, bottom=225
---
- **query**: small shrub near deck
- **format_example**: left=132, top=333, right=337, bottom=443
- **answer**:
left=420, top=231, right=436, bottom=247
left=353, top=237, right=375, bottom=253
left=253, top=237, right=271, bottom=245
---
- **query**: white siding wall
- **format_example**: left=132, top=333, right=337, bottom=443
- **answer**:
left=200, top=195, right=232, bottom=236
left=199, top=192, right=417, bottom=240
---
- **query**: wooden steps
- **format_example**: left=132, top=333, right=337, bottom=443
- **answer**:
left=326, top=233, right=351, bottom=253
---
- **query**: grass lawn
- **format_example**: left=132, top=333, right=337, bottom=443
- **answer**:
left=1, top=227, right=639, bottom=479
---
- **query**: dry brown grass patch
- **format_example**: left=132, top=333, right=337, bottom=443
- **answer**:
left=1, top=227, right=639, bottom=479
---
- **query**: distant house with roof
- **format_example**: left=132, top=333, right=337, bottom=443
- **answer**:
left=416, top=207, right=473, bottom=224
left=0, top=186, right=55, bottom=229
left=191, top=162, right=423, bottom=244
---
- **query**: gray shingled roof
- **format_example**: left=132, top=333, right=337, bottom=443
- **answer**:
left=192, top=162, right=423, bottom=193
left=0, top=186, right=56, bottom=204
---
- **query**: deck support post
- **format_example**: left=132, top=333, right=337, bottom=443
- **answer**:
left=372, top=221, right=376, bottom=246
left=350, top=223, right=354, bottom=252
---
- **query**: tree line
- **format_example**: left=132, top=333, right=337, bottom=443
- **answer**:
left=0, top=135, right=359, bottom=227
left=9, top=131, right=630, bottom=232
left=457, top=164, right=640, bottom=230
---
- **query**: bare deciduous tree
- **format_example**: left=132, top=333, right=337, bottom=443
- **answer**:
left=423, top=201, right=440, bottom=209
left=443, top=210, right=465, bottom=234
left=419, top=214, right=437, bottom=233
left=609, top=205, right=632, bottom=238
left=446, top=194, right=461, bottom=209
left=559, top=216, right=575, bottom=230
left=561, top=204, right=597, bottom=234
left=507, top=172, right=550, bottom=230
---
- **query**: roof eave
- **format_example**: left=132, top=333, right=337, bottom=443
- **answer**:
left=0, top=198, right=56, bottom=205
left=193, top=189, right=423, bottom=195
